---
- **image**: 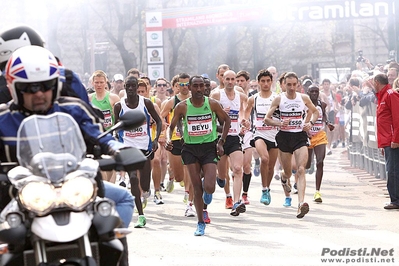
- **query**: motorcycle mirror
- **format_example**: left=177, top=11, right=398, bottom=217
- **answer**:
left=97, top=109, right=146, bottom=140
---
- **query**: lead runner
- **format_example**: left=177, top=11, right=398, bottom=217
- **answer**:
left=166, top=75, right=230, bottom=236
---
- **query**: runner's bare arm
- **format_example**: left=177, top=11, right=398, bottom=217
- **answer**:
left=210, top=98, right=230, bottom=140
left=264, top=96, right=281, bottom=127
left=168, top=101, right=186, bottom=141
left=244, top=95, right=254, bottom=120
left=144, top=98, right=162, bottom=145
left=160, top=98, right=174, bottom=120
left=303, top=94, right=319, bottom=124
left=238, top=92, right=250, bottom=127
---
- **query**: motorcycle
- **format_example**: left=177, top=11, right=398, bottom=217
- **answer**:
left=0, top=110, right=147, bottom=266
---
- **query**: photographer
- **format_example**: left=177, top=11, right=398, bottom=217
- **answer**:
left=345, top=78, right=362, bottom=109
left=356, top=50, right=374, bottom=72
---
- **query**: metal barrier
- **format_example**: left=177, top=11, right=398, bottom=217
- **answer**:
left=346, top=101, right=386, bottom=180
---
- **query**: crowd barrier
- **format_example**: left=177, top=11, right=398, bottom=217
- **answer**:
left=346, top=102, right=386, bottom=180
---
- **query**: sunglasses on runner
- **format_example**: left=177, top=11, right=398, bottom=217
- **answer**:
left=179, top=82, right=189, bottom=87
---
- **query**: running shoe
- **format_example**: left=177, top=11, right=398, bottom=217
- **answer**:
left=203, top=190, right=212, bottom=205
left=183, top=192, right=189, bottom=204
left=225, top=196, right=233, bottom=209
left=283, top=197, right=292, bottom=207
left=153, top=191, right=164, bottom=205
left=180, top=180, right=185, bottom=187
left=134, top=215, right=146, bottom=228
left=274, top=174, right=280, bottom=180
left=260, top=189, right=271, bottom=205
left=230, top=201, right=246, bottom=216
left=296, top=202, right=309, bottom=218
left=293, top=182, right=298, bottom=194
left=280, top=174, right=292, bottom=193
left=203, top=210, right=211, bottom=224
left=160, top=182, right=166, bottom=192
left=242, top=193, right=250, bottom=205
left=185, top=203, right=196, bottom=217
left=216, top=177, right=225, bottom=188
left=253, top=161, right=260, bottom=177
left=194, top=222, right=206, bottom=236
left=119, top=180, right=126, bottom=187
left=314, top=191, right=322, bottom=203
left=166, top=179, right=174, bottom=193
left=327, top=150, right=332, bottom=155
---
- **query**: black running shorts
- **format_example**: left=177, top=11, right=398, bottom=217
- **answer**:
left=222, top=135, right=242, bottom=156
left=169, top=139, right=183, bottom=156
left=250, top=136, right=278, bottom=151
left=275, top=131, right=309, bottom=154
left=181, top=141, right=218, bottom=165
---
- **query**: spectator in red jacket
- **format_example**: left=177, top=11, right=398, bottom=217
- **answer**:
left=374, top=73, right=399, bottom=209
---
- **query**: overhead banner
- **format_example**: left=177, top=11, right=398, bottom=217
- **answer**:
left=146, top=1, right=394, bottom=29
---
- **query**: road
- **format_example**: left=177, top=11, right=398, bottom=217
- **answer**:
left=126, top=146, right=398, bottom=266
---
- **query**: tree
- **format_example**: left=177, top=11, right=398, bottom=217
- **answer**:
left=89, top=0, right=143, bottom=74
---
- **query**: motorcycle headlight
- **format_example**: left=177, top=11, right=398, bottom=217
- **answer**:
left=96, top=201, right=113, bottom=217
left=61, top=177, right=96, bottom=209
left=19, top=182, right=56, bottom=215
left=6, top=213, right=22, bottom=228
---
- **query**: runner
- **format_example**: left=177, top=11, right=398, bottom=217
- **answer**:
left=210, top=70, right=248, bottom=216
left=244, top=69, right=280, bottom=206
left=166, top=75, right=230, bottom=236
left=264, top=72, right=319, bottom=218
left=306, top=84, right=335, bottom=203
left=114, top=76, right=162, bottom=228
left=160, top=73, right=195, bottom=217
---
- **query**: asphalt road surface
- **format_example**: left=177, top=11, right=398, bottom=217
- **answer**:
left=126, top=146, right=398, bottom=266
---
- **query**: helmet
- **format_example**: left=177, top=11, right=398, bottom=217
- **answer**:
left=0, top=25, right=45, bottom=70
left=5, top=46, right=60, bottom=107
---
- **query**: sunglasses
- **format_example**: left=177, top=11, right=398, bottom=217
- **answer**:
left=15, top=79, right=57, bottom=94
left=179, top=82, right=189, bottom=87
left=157, top=83, right=167, bottom=87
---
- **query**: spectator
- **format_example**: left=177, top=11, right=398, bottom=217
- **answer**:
left=373, top=73, right=399, bottom=210
left=393, top=77, right=399, bottom=92
left=387, top=68, right=398, bottom=86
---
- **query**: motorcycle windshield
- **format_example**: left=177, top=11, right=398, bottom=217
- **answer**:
left=16, top=113, right=87, bottom=182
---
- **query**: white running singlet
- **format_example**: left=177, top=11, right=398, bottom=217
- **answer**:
left=119, top=95, right=152, bottom=151
left=219, top=89, right=241, bottom=136
left=279, top=92, right=306, bottom=133
left=308, top=101, right=323, bottom=137
left=253, top=92, right=279, bottom=142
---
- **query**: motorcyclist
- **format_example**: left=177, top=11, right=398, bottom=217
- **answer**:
left=0, top=45, right=133, bottom=265
left=0, top=25, right=89, bottom=104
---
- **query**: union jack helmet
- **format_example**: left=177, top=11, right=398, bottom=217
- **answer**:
left=5, top=46, right=60, bottom=106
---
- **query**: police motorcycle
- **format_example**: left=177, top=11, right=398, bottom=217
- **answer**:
left=0, top=110, right=146, bottom=266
